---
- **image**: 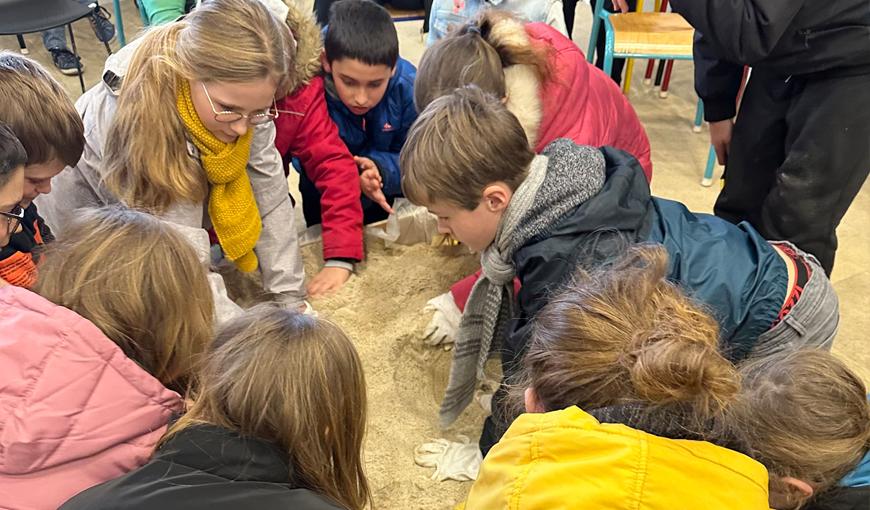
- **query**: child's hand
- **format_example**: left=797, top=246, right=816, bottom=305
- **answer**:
left=307, top=266, right=352, bottom=298
left=611, top=0, right=630, bottom=12
left=354, top=156, right=395, bottom=214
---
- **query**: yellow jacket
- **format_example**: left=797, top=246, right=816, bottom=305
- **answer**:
left=461, top=406, right=770, bottom=510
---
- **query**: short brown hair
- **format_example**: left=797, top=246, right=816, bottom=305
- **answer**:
left=415, top=10, right=552, bottom=112
left=0, top=52, right=84, bottom=167
left=164, top=304, right=371, bottom=510
left=518, top=245, right=739, bottom=430
left=400, top=85, right=534, bottom=210
left=33, top=206, right=215, bottom=393
left=731, top=350, right=870, bottom=502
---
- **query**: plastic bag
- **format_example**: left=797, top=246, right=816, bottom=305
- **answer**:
left=365, top=198, right=440, bottom=247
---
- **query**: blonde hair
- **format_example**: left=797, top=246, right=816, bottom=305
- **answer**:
left=0, top=52, right=84, bottom=166
left=731, top=350, right=870, bottom=504
left=519, top=245, right=739, bottom=429
left=164, top=304, right=371, bottom=510
left=104, top=0, right=293, bottom=212
left=415, top=10, right=552, bottom=112
left=401, top=84, right=533, bottom=209
left=33, top=206, right=215, bottom=393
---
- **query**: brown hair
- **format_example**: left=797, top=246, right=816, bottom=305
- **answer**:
left=104, top=0, right=294, bottom=213
left=0, top=52, right=84, bottom=167
left=414, top=10, right=552, bottom=112
left=33, top=205, right=215, bottom=393
left=401, top=84, right=534, bottom=209
left=519, top=245, right=739, bottom=428
left=731, top=350, right=870, bottom=505
left=164, top=304, right=371, bottom=510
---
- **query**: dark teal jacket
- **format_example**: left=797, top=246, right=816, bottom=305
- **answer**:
left=506, top=144, right=786, bottom=373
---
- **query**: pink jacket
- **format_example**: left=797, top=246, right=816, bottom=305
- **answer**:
left=501, top=21, right=653, bottom=181
left=0, top=285, right=183, bottom=510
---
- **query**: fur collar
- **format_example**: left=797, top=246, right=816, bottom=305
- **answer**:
left=490, top=17, right=543, bottom=148
left=282, top=0, right=324, bottom=94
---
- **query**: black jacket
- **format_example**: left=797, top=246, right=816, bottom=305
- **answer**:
left=60, top=425, right=343, bottom=510
left=670, top=0, right=870, bottom=121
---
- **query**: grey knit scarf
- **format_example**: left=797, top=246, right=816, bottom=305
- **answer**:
left=439, top=140, right=607, bottom=427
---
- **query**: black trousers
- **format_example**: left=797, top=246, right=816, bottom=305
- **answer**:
left=715, top=69, right=870, bottom=275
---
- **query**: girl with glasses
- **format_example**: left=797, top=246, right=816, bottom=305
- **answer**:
left=37, top=0, right=308, bottom=320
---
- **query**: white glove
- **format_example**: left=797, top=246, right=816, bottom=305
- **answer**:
left=414, top=435, right=482, bottom=482
left=423, top=292, right=461, bottom=346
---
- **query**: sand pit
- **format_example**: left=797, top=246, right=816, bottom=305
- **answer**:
left=222, top=233, right=490, bottom=509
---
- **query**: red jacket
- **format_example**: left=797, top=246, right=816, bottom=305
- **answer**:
left=275, top=76, right=364, bottom=262
left=502, top=22, right=653, bottom=181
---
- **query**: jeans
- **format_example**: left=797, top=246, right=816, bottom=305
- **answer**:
left=41, top=0, right=92, bottom=51
left=747, top=242, right=840, bottom=359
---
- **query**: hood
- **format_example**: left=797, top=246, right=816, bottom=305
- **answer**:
left=464, top=406, right=770, bottom=509
left=487, top=17, right=545, bottom=148
left=0, top=285, right=183, bottom=474
left=282, top=0, right=324, bottom=94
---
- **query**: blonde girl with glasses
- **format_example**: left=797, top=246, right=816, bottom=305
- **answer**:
left=37, top=0, right=308, bottom=320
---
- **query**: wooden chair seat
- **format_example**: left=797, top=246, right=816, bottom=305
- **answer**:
left=610, top=12, right=694, bottom=56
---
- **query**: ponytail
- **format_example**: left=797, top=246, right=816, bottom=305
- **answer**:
left=415, top=10, right=552, bottom=112
left=516, top=245, right=738, bottom=426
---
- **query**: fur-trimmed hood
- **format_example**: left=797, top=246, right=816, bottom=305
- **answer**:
left=485, top=17, right=545, bottom=148
left=282, top=0, right=324, bottom=94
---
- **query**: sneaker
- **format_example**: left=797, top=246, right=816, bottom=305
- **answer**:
left=89, top=6, right=116, bottom=43
left=49, top=49, right=83, bottom=76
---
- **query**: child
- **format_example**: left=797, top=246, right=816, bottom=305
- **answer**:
left=320, top=0, right=417, bottom=225
left=274, top=1, right=366, bottom=297
left=462, top=245, right=770, bottom=509
left=415, top=11, right=652, bottom=330
left=61, top=304, right=371, bottom=510
left=731, top=350, right=870, bottom=510
left=0, top=124, right=26, bottom=251
left=400, top=86, right=839, bottom=454
left=0, top=206, right=215, bottom=509
left=37, top=0, right=307, bottom=321
left=0, top=52, right=85, bottom=289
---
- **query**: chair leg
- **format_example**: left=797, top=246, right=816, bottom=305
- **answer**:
left=644, top=60, right=655, bottom=84
left=602, top=15, right=616, bottom=76
left=659, top=60, right=674, bottom=98
left=16, top=34, right=29, bottom=54
left=622, top=59, right=635, bottom=94
left=68, top=24, right=86, bottom=93
left=693, top=99, right=704, bottom=133
left=112, top=0, right=126, bottom=46
left=701, top=144, right=716, bottom=187
left=587, top=8, right=602, bottom=63
left=654, top=59, right=666, bottom=86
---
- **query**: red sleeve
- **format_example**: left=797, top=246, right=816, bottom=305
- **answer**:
left=450, top=269, right=521, bottom=313
left=275, top=77, right=364, bottom=261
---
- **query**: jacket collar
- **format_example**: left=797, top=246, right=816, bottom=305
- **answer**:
left=154, top=424, right=296, bottom=484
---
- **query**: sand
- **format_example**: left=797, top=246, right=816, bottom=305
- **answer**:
left=222, top=235, right=488, bottom=509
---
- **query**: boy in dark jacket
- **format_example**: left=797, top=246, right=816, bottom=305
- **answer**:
left=401, top=85, right=840, bottom=455
left=669, top=0, right=870, bottom=275
left=0, top=53, right=84, bottom=288
left=320, top=0, right=417, bottom=225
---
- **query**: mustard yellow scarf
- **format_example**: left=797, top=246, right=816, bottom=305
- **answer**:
left=177, top=80, right=261, bottom=273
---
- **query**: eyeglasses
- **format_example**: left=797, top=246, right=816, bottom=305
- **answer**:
left=0, top=204, right=24, bottom=232
left=200, top=83, right=279, bottom=125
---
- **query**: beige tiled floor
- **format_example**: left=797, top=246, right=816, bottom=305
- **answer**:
left=1, top=1, right=866, bottom=385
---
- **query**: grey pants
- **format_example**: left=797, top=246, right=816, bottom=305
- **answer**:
left=42, top=0, right=92, bottom=51
left=748, top=242, right=840, bottom=359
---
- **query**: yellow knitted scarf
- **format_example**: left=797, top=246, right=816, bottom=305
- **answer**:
left=177, top=80, right=261, bottom=273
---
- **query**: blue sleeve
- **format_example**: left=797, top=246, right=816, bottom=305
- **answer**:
left=361, top=61, right=418, bottom=198
left=693, top=32, right=744, bottom=122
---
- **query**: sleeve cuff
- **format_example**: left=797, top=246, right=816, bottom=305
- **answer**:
left=325, top=259, right=355, bottom=272
left=703, top=100, right=737, bottom=123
